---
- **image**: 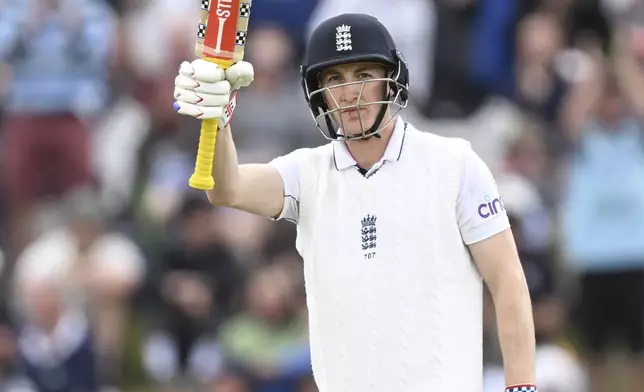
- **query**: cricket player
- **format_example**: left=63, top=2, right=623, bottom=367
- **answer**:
left=173, top=13, right=537, bottom=392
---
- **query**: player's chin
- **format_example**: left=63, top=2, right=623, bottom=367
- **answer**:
left=344, top=128, right=376, bottom=141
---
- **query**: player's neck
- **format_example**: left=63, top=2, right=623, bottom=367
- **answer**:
left=345, top=122, right=395, bottom=170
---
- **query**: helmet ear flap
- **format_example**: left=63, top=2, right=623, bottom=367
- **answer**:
left=302, top=66, right=327, bottom=112
left=300, top=65, right=311, bottom=104
left=391, top=49, right=410, bottom=104
left=308, top=78, right=327, bottom=114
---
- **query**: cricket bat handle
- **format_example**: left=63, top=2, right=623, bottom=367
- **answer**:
left=189, top=119, right=219, bottom=190
left=188, top=58, right=233, bottom=190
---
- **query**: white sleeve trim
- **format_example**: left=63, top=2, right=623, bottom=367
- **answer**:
left=268, top=149, right=309, bottom=223
left=461, top=218, right=510, bottom=245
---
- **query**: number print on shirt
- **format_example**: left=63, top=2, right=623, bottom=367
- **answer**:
left=361, top=214, right=377, bottom=258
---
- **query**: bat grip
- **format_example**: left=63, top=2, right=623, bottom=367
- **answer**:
left=189, top=118, right=219, bottom=190
left=188, top=57, right=233, bottom=190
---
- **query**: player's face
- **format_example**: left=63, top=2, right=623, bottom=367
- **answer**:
left=319, top=62, right=389, bottom=136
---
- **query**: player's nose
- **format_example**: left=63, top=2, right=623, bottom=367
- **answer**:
left=338, top=85, right=361, bottom=106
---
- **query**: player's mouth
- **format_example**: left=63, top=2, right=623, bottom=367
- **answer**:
left=341, top=108, right=367, bottom=117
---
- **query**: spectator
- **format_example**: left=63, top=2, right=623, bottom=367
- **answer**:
left=142, top=195, right=245, bottom=387
left=10, top=271, right=98, bottom=392
left=246, top=0, right=319, bottom=55
left=561, top=26, right=644, bottom=391
left=217, top=263, right=310, bottom=392
left=496, top=124, right=554, bottom=251
left=513, top=11, right=569, bottom=127
left=12, top=186, right=147, bottom=389
left=0, top=0, right=116, bottom=256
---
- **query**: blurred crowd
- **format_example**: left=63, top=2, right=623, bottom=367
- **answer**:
left=0, top=0, right=643, bottom=391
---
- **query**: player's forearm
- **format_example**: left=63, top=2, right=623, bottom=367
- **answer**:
left=492, top=275, right=536, bottom=387
left=206, top=124, right=242, bottom=206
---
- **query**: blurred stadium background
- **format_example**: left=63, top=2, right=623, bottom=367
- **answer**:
left=0, top=0, right=643, bottom=391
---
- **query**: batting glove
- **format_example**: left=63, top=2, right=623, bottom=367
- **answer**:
left=173, top=59, right=254, bottom=120
left=226, top=61, right=254, bottom=90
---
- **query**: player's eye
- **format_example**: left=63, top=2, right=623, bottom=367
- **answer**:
left=357, top=72, right=373, bottom=80
left=326, top=75, right=342, bottom=85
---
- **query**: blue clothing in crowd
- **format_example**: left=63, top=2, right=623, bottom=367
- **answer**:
left=562, top=118, right=644, bottom=272
left=0, top=0, right=115, bottom=115
left=14, top=312, right=98, bottom=392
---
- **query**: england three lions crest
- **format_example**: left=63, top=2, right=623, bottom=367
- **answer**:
left=336, top=24, right=352, bottom=51
left=361, top=214, right=377, bottom=259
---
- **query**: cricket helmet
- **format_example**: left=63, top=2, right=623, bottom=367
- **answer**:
left=300, top=13, right=410, bottom=140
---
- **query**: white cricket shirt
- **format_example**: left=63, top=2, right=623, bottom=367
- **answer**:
left=269, top=117, right=510, bottom=392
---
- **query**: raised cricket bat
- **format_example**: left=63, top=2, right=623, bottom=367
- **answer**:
left=189, top=0, right=252, bottom=190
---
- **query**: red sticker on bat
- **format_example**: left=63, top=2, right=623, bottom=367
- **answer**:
left=203, top=0, right=240, bottom=61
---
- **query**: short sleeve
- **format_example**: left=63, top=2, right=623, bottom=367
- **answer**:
left=456, top=145, right=510, bottom=245
left=268, top=149, right=309, bottom=224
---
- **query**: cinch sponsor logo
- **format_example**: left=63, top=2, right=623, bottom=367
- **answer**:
left=478, top=195, right=504, bottom=218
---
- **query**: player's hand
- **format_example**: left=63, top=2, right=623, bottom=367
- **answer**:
left=226, top=61, right=254, bottom=90
left=173, top=59, right=230, bottom=119
left=173, top=59, right=253, bottom=120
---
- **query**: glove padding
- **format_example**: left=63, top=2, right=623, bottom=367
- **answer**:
left=173, top=59, right=254, bottom=120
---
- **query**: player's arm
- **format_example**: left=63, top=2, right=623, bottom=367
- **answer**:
left=173, top=59, right=293, bottom=220
left=207, top=124, right=286, bottom=218
left=469, top=230, right=536, bottom=388
left=455, top=144, right=536, bottom=390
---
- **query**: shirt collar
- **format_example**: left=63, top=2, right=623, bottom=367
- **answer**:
left=332, top=116, right=408, bottom=171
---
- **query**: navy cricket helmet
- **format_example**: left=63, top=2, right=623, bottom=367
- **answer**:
left=300, top=13, right=410, bottom=140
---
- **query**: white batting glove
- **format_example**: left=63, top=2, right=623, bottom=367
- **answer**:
left=173, top=59, right=254, bottom=121
left=226, top=61, right=254, bottom=90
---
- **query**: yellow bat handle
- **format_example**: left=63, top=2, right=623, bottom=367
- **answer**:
left=188, top=58, right=234, bottom=190
left=189, top=118, right=219, bottom=190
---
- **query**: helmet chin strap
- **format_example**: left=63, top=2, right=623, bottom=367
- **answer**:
left=344, top=132, right=382, bottom=139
